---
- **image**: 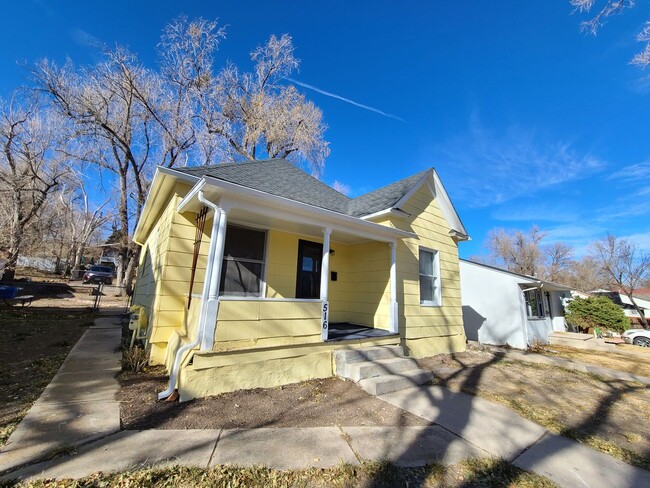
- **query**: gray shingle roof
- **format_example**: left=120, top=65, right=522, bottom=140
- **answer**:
left=173, top=159, right=430, bottom=217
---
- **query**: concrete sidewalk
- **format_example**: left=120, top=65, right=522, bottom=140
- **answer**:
left=0, top=313, right=123, bottom=473
left=2, top=319, right=649, bottom=487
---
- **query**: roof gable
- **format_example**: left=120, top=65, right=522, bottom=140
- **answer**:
left=144, top=158, right=469, bottom=240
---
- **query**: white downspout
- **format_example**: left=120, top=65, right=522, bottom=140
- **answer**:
left=200, top=199, right=227, bottom=351
left=158, top=192, right=223, bottom=401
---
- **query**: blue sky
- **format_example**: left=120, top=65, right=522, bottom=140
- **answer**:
left=1, top=1, right=649, bottom=258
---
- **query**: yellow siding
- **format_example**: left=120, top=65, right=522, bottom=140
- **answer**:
left=263, top=230, right=390, bottom=328
left=131, top=182, right=206, bottom=365
left=213, top=300, right=322, bottom=350
left=344, top=242, right=391, bottom=330
left=381, top=184, right=466, bottom=357
left=264, top=230, right=298, bottom=298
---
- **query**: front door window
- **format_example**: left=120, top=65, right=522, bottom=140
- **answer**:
left=296, top=240, right=323, bottom=298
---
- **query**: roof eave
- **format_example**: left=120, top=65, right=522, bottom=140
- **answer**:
left=178, top=176, right=416, bottom=242
left=360, top=208, right=411, bottom=221
left=133, top=166, right=200, bottom=245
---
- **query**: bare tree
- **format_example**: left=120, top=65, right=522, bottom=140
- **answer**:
left=57, top=177, right=112, bottom=276
left=161, top=17, right=330, bottom=175
left=0, top=94, right=70, bottom=281
left=570, top=0, right=650, bottom=67
left=487, top=226, right=547, bottom=277
left=566, top=255, right=606, bottom=293
left=32, top=48, right=193, bottom=291
left=32, top=18, right=330, bottom=291
left=543, top=242, right=574, bottom=282
left=590, top=234, right=650, bottom=327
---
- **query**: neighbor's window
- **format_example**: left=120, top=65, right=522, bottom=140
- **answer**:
left=220, top=225, right=266, bottom=297
left=419, top=247, right=441, bottom=306
left=524, top=289, right=545, bottom=318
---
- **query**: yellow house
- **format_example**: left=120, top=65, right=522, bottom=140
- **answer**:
left=133, top=159, right=469, bottom=401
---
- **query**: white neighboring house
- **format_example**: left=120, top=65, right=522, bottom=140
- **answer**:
left=459, top=259, right=571, bottom=349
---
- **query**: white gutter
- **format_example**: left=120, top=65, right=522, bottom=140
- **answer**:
left=157, top=191, right=223, bottom=401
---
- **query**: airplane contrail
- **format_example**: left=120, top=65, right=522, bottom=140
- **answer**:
left=286, top=77, right=406, bottom=122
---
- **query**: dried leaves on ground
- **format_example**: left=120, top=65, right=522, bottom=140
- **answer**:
left=7, top=458, right=557, bottom=488
left=0, top=306, right=96, bottom=447
left=418, top=350, right=650, bottom=471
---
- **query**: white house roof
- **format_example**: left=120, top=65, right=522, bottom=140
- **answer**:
left=459, top=259, right=572, bottom=291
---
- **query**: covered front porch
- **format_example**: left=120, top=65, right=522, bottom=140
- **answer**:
left=178, top=176, right=414, bottom=353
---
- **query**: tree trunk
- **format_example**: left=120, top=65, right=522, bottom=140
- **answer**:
left=122, top=247, right=139, bottom=296
left=116, top=253, right=125, bottom=295
left=2, top=222, right=23, bottom=282
left=628, top=294, right=649, bottom=328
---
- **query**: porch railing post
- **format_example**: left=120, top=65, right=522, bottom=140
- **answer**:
left=389, top=240, right=399, bottom=334
left=201, top=207, right=228, bottom=351
left=320, top=227, right=332, bottom=341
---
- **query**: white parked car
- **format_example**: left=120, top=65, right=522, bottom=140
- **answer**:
left=621, top=329, right=650, bottom=347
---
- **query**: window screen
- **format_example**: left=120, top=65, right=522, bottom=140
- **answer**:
left=219, top=226, right=266, bottom=297
left=419, top=248, right=441, bottom=306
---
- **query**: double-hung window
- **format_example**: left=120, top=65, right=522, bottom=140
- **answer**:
left=419, top=247, right=441, bottom=306
left=219, top=225, right=267, bottom=297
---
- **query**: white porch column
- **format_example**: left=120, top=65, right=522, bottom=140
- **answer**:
left=320, top=227, right=332, bottom=341
left=200, top=208, right=228, bottom=351
left=389, top=240, right=399, bottom=334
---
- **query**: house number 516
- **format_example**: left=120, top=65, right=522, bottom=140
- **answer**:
left=322, top=302, right=328, bottom=330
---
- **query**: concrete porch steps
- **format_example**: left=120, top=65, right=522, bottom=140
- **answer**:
left=334, top=345, right=433, bottom=396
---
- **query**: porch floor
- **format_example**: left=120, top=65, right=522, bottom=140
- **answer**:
left=327, top=323, right=397, bottom=342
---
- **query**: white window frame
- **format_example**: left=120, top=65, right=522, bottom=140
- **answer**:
left=524, top=288, right=545, bottom=319
left=220, top=224, right=268, bottom=298
left=419, top=246, right=441, bottom=307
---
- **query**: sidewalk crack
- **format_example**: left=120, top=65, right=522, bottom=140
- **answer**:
left=510, top=430, right=550, bottom=463
left=337, top=425, right=362, bottom=464
left=207, top=428, right=223, bottom=468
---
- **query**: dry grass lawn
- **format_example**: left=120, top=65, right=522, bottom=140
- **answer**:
left=534, top=343, right=650, bottom=378
left=6, top=458, right=557, bottom=487
left=418, top=350, right=650, bottom=471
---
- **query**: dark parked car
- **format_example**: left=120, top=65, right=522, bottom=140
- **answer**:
left=82, top=265, right=114, bottom=285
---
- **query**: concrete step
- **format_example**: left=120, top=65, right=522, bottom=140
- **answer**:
left=334, top=345, right=404, bottom=374
left=359, top=369, right=434, bottom=396
left=343, top=357, right=420, bottom=382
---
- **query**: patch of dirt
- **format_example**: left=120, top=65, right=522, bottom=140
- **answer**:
left=117, top=369, right=429, bottom=430
left=0, top=306, right=97, bottom=447
left=418, top=350, right=650, bottom=469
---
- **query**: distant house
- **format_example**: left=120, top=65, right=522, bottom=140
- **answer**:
left=459, top=259, right=571, bottom=349
left=591, top=290, right=649, bottom=325
left=132, top=159, right=470, bottom=400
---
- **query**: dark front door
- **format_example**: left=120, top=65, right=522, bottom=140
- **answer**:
left=296, top=240, right=323, bottom=298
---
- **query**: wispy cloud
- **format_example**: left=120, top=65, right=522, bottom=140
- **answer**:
left=286, top=77, right=405, bottom=122
left=620, top=231, right=650, bottom=251
left=331, top=180, right=351, bottom=196
left=438, top=115, right=606, bottom=208
left=69, top=28, right=103, bottom=49
left=607, top=160, right=650, bottom=181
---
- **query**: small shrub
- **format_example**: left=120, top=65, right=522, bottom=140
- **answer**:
left=528, top=339, right=547, bottom=353
left=122, top=346, right=149, bottom=373
left=566, top=296, right=630, bottom=333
